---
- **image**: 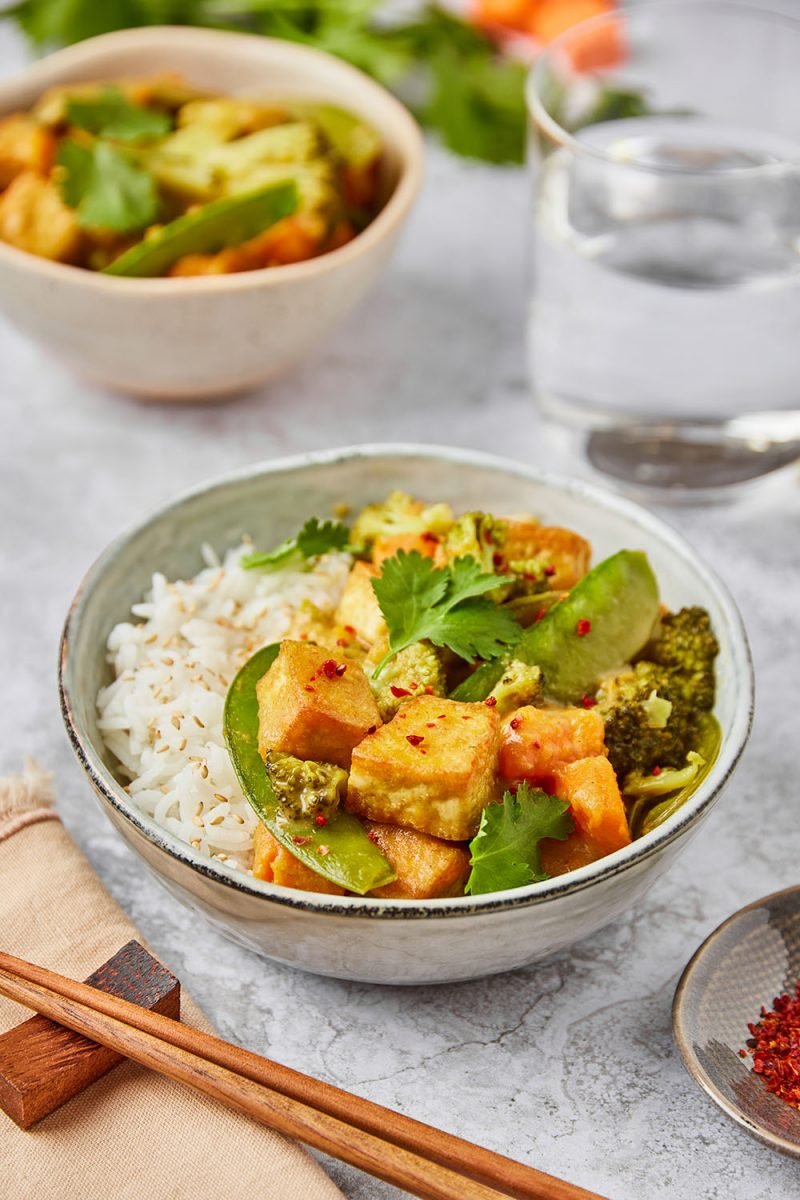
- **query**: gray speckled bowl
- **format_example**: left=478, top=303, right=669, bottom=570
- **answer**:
left=59, top=445, right=754, bottom=984
left=673, top=885, right=800, bottom=1158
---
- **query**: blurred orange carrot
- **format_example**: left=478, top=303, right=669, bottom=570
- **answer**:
left=472, top=0, right=624, bottom=71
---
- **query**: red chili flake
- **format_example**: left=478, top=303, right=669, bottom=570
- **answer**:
left=534, top=608, right=548, bottom=623
left=406, top=734, right=424, bottom=746
left=544, top=564, right=556, bottom=577
left=390, top=685, right=412, bottom=698
left=492, top=552, right=505, bottom=569
left=314, top=814, right=329, bottom=827
left=576, top=619, right=592, bottom=637
left=335, top=663, right=347, bottom=677
left=461, top=715, right=472, bottom=721
left=344, top=624, right=356, bottom=635
left=533, top=741, right=541, bottom=750
left=509, top=716, right=522, bottom=731
left=367, top=830, right=380, bottom=844
left=317, top=658, right=341, bottom=680
left=740, top=982, right=800, bottom=1109
left=299, top=632, right=309, bottom=641
left=426, top=722, right=437, bottom=728
left=581, top=695, right=598, bottom=709
left=421, top=531, right=440, bottom=544
left=365, top=724, right=377, bottom=736
left=410, top=681, right=419, bottom=690
left=317, top=844, right=330, bottom=857
left=438, top=714, right=447, bottom=720
left=292, top=835, right=312, bottom=846
left=424, top=685, right=434, bottom=694
left=484, top=696, right=497, bottom=708
left=651, top=765, right=662, bottom=776
left=336, top=637, right=348, bottom=647
left=304, top=685, right=316, bottom=693
left=420, top=748, right=428, bottom=755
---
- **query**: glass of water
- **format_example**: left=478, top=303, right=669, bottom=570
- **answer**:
left=527, top=1, right=800, bottom=493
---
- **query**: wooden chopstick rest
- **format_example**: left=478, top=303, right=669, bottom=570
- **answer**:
left=0, top=939, right=180, bottom=1129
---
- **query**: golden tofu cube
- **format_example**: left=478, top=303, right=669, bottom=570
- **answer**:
left=347, top=694, right=501, bottom=841
left=367, top=822, right=470, bottom=899
left=334, top=561, right=387, bottom=646
left=502, top=520, right=591, bottom=590
left=252, top=822, right=345, bottom=895
left=372, top=532, right=441, bottom=568
left=257, top=640, right=381, bottom=768
left=0, top=114, right=54, bottom=187
left=0, top=170, right=81, bottom=262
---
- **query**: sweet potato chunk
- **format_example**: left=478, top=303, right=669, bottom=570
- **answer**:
left=256, top=640, right=381, bottom=768
left=252, top=822, right=345, bottom=895
left=334, top=561, right=387, bottom=646
left=347, top=695, right=501, bottom=841
left=0, top=114, right=54, bottom=187
left=372, top=532, right=441, bottom=568
left=0, top=170, right=81, bottom=262
left=502, top=520, right=591, bottom=590
left=553, top=756, right=631, bottom=855
left=539, top=830, right=607, bottom=878
left=499, top=705, right=606, bottom=783
left=367, top=822, right=470, bottom=899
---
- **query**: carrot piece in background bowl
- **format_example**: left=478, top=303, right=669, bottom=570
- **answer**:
left=531, top=0, right=624, bottom=71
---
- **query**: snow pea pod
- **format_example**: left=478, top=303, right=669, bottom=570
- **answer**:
left=104, top=180, right=298, bottom=277
left=224, top=645, right=396, bottom=895
left=452, top=550, right=659, bottom=704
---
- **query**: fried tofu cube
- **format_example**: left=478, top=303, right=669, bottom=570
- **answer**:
left=0, top=170, right=81, bottom=262
left=553, top=756, right=631, bottom=855
left=372, top=532, right=441, bottom=568
left=502, top=520, right=591, bottom=590
left=347, top=695, right=501, bottom=841
left=366, top=822, right=470, bottom=899
left=256, top=640, right=381, bottom=768
left=0, top=114, right=54, bottom=187
left=499, top=705, right=606, bottom=783
left=252, top=822, right=345, bottom=895
left=334, top=561, right=387, bottom=646
left=539, top=830, right=607, bottom=878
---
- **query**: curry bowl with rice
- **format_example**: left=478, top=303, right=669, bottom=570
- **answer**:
left=59, top=446, right=753, bottom=984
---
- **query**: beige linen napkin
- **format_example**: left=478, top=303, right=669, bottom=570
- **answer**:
left=0, top=763, right=345, bottom=1200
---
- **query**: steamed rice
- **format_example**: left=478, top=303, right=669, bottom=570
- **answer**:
left=96, top=542, right=352, bottom=872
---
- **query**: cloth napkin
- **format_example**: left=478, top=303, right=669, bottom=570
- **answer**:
left=0, top=763, right=345, bottom=1200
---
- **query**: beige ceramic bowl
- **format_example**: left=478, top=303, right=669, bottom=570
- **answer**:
left=0, top=28, right=423, bottom=399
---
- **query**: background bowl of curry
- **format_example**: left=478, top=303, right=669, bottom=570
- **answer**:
left=0, top=27, right=423, bottom=400
left=60, top=445, right=754, bottom=984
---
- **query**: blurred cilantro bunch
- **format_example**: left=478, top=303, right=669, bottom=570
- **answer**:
left=2, top=0, right=529, bottom=163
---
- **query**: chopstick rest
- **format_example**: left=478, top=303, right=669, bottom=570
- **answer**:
left=0, top=939, right=179, bottom=1129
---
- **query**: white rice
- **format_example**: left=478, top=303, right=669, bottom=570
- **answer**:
left=96, top=542, right=352, bottom=872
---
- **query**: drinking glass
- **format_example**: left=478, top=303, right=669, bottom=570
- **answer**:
left=527, top=1, right=800, bottom=492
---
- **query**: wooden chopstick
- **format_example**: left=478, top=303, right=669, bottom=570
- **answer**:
left=0, top=952, right=607, bottom=1200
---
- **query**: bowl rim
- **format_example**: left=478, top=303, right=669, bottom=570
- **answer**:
left=0, top=26, right=424, bottom=294
left=672, top=883, right=800, bottom=1160
left=59, top=443, right=754, bottom=919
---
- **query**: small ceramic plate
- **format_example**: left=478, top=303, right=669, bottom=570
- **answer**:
left=673, top=885, right=800, bottom=1158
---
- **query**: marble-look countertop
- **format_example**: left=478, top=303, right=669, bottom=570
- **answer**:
left=1, top=24, right=798, bottom=1200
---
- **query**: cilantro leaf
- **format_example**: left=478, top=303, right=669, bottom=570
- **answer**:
left=242, top=517, right=350, bottom=572
left=67, top=86, right=171, bottom=141
left=371, top=551, right=520, bottom=677
left=465, top=784, right=574, bottom=896
left=57, top=138, right=159, bottom=232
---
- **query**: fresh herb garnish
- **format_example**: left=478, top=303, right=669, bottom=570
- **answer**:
left=242, top=517, right=350, bottom=572
left=57, top=138, right=159, bottom=231
left=370, top=550, right=521, bottom=677
left=67, top=86, right=172, bottom=141
left=465, top=783, right=573, bottom=895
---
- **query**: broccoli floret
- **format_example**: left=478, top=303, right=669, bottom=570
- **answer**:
left=352, top=491, right=454, bottom=547
left=486, top=660, right=543, bottom=717
left=645, top=607, right=719, bottom=710
left=596, top=661, right=697, bottom=781
left=624, top=751, right=705, bottom=798
left=367, top=640, right=447, bottom=721
left=597, top=604, right=719, bottom=783
left=439, top=511, right=507, bottom=575
left=265, top=751, right=347, bottom=821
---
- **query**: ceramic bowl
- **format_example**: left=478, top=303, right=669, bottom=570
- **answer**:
left=0, top=28, right=422, bottom=400
left=673, top=885, right=800, bottom=1158
left=59, top=445, right=753, bottom=984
